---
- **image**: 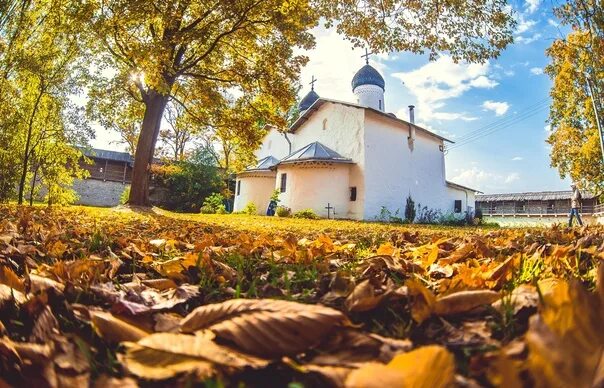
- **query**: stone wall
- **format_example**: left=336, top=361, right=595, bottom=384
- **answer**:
left=73, top=179, right=129, bottom=207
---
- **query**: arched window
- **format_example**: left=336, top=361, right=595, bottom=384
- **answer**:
left=322, top=118, right=328, bottom=130
left=379, top=100, right=382, bottom=110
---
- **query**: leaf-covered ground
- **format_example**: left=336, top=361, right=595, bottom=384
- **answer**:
left=0, top=205, right=603, bottom=387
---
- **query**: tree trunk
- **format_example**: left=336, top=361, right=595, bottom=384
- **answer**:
left=28, top=164, right=39, bottom=206
left=18, top=86, right=44, bottom=204
left=128, top=91, right=169, bottom=206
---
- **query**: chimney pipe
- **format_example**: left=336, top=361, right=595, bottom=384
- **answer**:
left=408, top=105, right=415, bottom=124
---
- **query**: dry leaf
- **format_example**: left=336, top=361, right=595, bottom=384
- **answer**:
left=434, top=290, right=500, bottom=316
left=90, top=311, right=149, bottom=343
left=120, top=332, right=267, bottom=380
left=180, top=299, right=347, bottom=357
left=346, top=345, right=455, bottom=388
left=525, top=264, right=604, bottom=388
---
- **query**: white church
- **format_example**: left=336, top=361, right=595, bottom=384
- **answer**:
left=233, top=56, right=479, bottom=220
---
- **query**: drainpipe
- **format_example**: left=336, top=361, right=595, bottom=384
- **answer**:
left=407, top=105, right=416, bottom=150
left=283, top=132, right=292, bottom=154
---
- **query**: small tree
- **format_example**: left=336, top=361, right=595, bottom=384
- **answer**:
left=404, top=195, right=416, bottom=222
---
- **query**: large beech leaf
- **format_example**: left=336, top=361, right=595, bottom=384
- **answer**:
left=525, top=264, right=604, bottom=388
left=345, top=345, right=455, bottom=388
left=120, top=332, right=268, bottom=380
left=180, top=299, right=348, bottom=357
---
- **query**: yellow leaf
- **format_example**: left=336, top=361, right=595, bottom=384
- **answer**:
left=0, top=266, right=24, bottom=292
left=377, top=242, right=396, bottom=256
left=345, top=345, right=455, bottom=388
left=406, top=279, right=436, bottom=323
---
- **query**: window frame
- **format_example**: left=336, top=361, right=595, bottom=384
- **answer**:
left=280, top=173, right=287, bottom=193
left=350, top=187, right=357, bottom=201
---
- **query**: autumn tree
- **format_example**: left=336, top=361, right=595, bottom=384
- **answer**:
left=0, top=0, right=92, bottom=204
left=85, top=0, right=515, bottom=206
left=545, top=30, right=604, bottom=194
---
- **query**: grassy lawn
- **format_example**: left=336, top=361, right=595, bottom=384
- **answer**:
left=0, top=204, right=603, bottom=387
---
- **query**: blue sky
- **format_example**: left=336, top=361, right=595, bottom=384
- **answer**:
left=91, top=0, right=571, bottom=194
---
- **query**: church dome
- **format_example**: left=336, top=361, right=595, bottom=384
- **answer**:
left=299, top=89, right=320, bottom=112
left=351, top=64, right=385, bottom=91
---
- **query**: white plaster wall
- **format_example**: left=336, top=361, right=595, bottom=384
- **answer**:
left=363, top=111, right=451, bottom=219
left=276, top=163, right=350, bottom=218
left=233, top=173, right=276, bottom=214
left=290, top=102, right=366, bottom=219
left=445, top=186, right=476, bottom=216
left=256, top=127, right=291, bottom=160
left=353, top=84, right=385, bottom=111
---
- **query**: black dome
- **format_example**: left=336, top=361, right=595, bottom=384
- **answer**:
left=351, top=64, right=385, bottom=91
left=299, top=90, right=319, bottom=111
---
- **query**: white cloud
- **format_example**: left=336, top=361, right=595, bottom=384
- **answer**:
left=392, top=56, right=498, bottom=123
left=511, top=156, right=524, bottom=161
left=297, top=27, right=385, bottom=103
left=482, top=100, right=510, bottom=116
left=544, top=124, right=551, bottom=132
left=517, top=18, right=537, bottom=34
left=525, top=0, right=541, bottom=13
left=547, top=19, right=559, bottom=28
left=505, top=172, right=520, bottom=183
left=530, top=67, right=544, bottom=75
left=516, top=33, right=542, bottom=44
left=451, top=168, right=521, bottom=192
left=504, top=69, right=515, bottom=77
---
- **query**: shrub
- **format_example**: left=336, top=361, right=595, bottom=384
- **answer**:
left=375, top=206, right=406, bottom=223
left=276, top=206, right=291, bottom=217
left=293, top=208, right=319, bottom=219
left=415, top=204, right=442, bottom=224
left=270, top=189, right=281, bottom=203
left=150, top=146, right=224, bottom=212
left=201, top=193, right=226, bottom=214
left=120, top=186, right=130, bottom=205
left=242, top=202, right=257, bottom=215
left=200, top=205, right=215, bottom=214
left=404, top=195, right=416, bottom=222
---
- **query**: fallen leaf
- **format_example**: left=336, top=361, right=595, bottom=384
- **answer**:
left=180, top=299, right=348, bottom=357
left=90, top=311, right=149, bottom=343
left=120, top=332, right=267, bottom=380
left=434, top=290, right=500, bottom=316
left=345, top=345, right=455, bottom=388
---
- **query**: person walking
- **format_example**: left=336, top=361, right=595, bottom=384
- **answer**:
left=568, top=183, right=583, bottom=226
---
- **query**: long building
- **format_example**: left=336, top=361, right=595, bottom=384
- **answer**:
left=476, top=190, right=603, bottom=217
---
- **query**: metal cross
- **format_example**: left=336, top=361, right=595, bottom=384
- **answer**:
left=361, top=48, right=373, bottom=64
left=309, top=75, right=317, bottom=90
left=325, top=202, right=334, bottom=219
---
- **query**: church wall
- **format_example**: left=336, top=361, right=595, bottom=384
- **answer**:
left=233, top=173, right=276, bottom=215
left=363, top=112, right=450, bottom=219
left=256, top=127, right=291, bottom=161
left=446, top=185, right=476, bottom=216
left=275, top=163, right=350, bottom=218
left=289, top=103, right=366, bottom=219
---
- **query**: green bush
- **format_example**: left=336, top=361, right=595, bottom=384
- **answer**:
left=293, top=208, right=319, bottom=219
left=242, top=202, right=257, bottom=215
left=200, top=205, right=215, bottom=214
left=201, top=192, right=226, bottom=214
left=120, top=186, right=130, bottom=205
left=276, top=206, right=291, bottom=217
left=150, top=146, right=224, bottom=212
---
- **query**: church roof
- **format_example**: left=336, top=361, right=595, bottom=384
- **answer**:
left=299, top=89, right=320, bottom=111
left=279, top=141, right=353, bottom=165
left=289, top=98, right=453, bottom=143
left=351, top=64, right=385, bottom=90
left=446, top=181, right=482, bottom=194
left=245, top=155, right=280, bottom=171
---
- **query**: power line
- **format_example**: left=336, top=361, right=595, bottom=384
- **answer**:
left=451, top=98, right=549, bottom=144
left=445, top=101, right=549, bottom=151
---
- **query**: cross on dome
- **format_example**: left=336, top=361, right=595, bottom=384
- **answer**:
left=361, top=48, right=373, bottom=65
left=309, top=75, right=317, bottom=91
